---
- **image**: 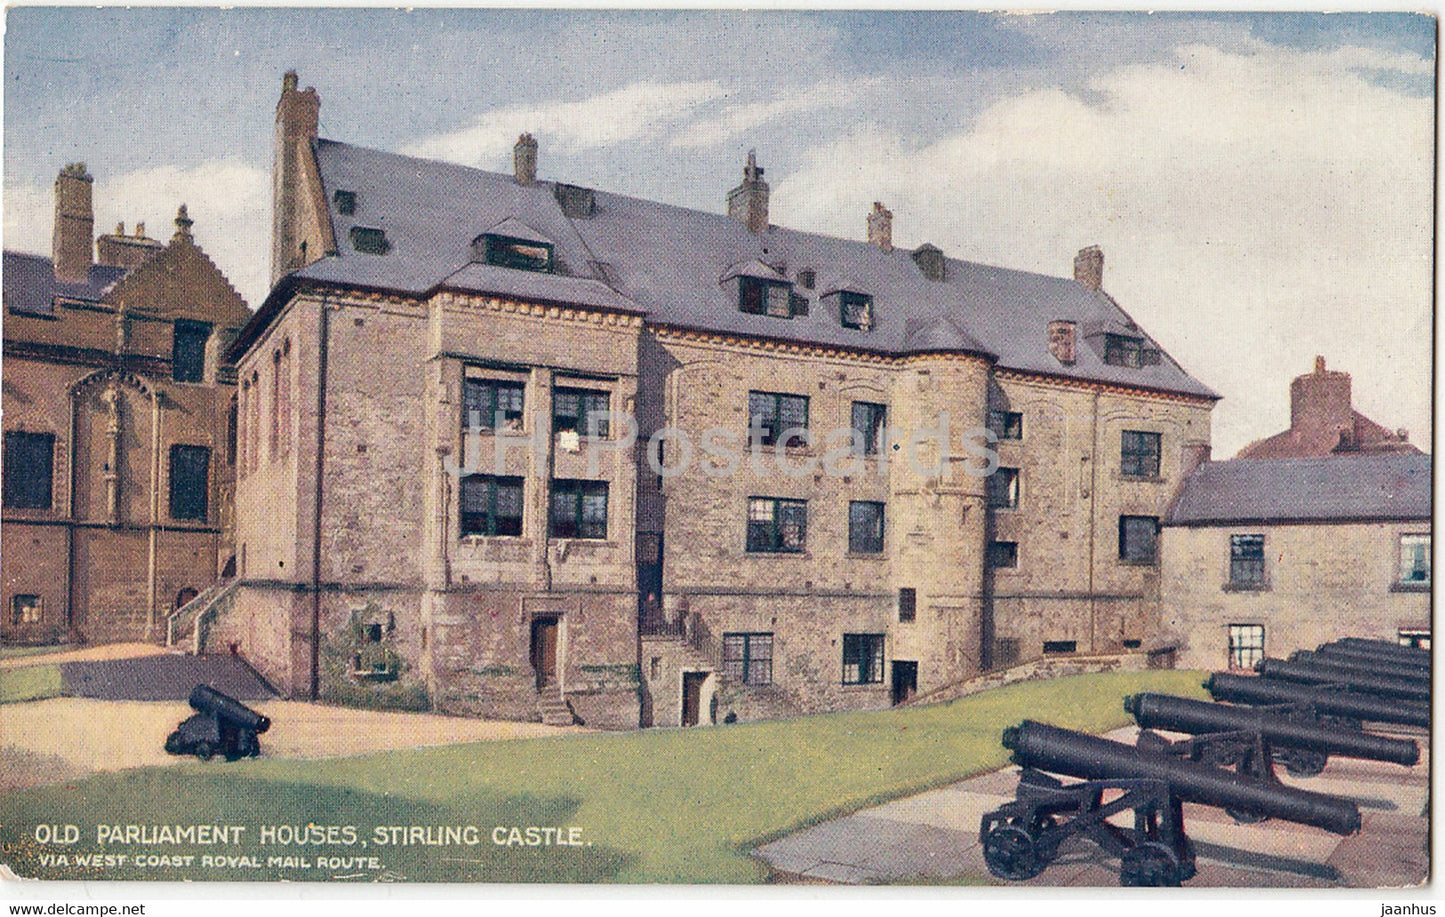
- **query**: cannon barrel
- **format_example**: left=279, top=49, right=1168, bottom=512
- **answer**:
left=189, top=685, right=271, bottom=733
left=1329, top=638, right=1430, bottom=661
left=1205, top=672, right=1431, bottom=729
left=1289, top=650, right=1431, bottom=684
left=1315, top=644, right=1431, bottom=673
left=1001, top=720, right=1360, bottom=835
left=1256, top=658, right=1430, bottom=701
left=1125, top=693, right=1418, bottom=766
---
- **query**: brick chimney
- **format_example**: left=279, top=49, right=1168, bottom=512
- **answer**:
left=53, top=163, right=95, bottom=283
left=1047, top=320, right=1077, bottom=365
left=1074, top=245, right=1104, bottom=291
left=97, top=219, right=164, bottom=270
left=867, top=202, right=893, bottom=252
left=1290, top=355, right=1352, bottom=436
left=727, top=150, right=769, bottom=234
left=514, top=133, right=538, bottom=186
left=271, top=70, right=321, bottom=286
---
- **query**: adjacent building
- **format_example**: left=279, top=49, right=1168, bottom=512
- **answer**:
left=1236, top=356, right=1419, bottom=459
left=2, top=165, right=250, bottom=644
left=212, top=73, right=1217, bottom=728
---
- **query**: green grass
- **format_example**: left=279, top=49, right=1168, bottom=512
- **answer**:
left=0, top=664, right=64, bottom=703
left=0, top=644, right=73, bottom=661
left=0, top=668, right=1206, bottom=883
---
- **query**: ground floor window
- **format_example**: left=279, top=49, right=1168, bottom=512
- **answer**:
left=1228, top=623, right=1264, bottom=669
left=11, top=594, right=41, bottom=625
left=721, top=632, right=773, bottom=685
left=1043, top=640, right=1076, bottom=654
left=4, top=431, right=55, bottom=509
left=842, top=633, right=885, bottom=685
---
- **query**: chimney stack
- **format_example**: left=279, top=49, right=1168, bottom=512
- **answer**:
left=867, top=202, right=893, bottom=252
left=97, top=217, right=164, bottom=270
left=53, top=163, right=95, bottom=283
left=727, top=150, right=770, bottom=234
left=271, top=70, right=321, bottom=286
left=514, top=133, right=538, bottom=186
left=1047, top=320, right=1077, bottom=365
left=1290, top=355, right=1352, bottom=436
left=1074, top=245, right=1104, bottom=291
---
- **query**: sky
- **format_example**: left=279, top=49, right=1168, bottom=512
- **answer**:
left=2, top=8, right=1434, bottom=458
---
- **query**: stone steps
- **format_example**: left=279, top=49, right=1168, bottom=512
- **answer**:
left=536, top=686, right=578, bottom=726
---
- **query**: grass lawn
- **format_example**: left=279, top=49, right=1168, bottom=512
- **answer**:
left=0, top=664, right=64, bottom=703
left=0, top=644, right=74, bottom=662
left=1, top=668, right=1207, bottom=883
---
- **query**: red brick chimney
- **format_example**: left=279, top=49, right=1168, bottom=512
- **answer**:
left=271, top=70, right=321, bottom=286
left=1074, top=245, right=1103, bottom=291
left=53, top=163, right=95, bottom=282
left=867, top=202, right=893, bottom=252
left=727, top=150, right=769, bottom=234
left=514, top=134, right=537, bottom=186
left=1290, top=355, right=1352, bottom=438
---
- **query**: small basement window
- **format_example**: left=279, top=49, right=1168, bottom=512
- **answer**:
left=479, top=234, right=553, bottom=273
left=333, top=190, right=357, bottom=215
left=350, top=226, right=391, bottom=255
left=839, top=291, right=873, bottom=331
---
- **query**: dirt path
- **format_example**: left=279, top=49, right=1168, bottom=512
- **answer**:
left=1, top=697, right=585, bottom=791
left=0, top=643, right=168, bottom=670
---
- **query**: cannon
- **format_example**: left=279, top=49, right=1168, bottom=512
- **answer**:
left=1330, top=637, right=1430, bottom=659
left=164, top=685, right=271, bottom=761
left=979, top=721, right=1360, bottom=886
left=1205, top=672, right=1430, bottom=729
left=1315, top=643, right=1431, bottom=674
left=1125, top=692, right=1418, bottom=779
left=1256, top=658, right=1430, bottom=702
left=1289, top=650, right=1431, bottom=684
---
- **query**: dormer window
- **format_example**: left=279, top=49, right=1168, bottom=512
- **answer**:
left=739, top=276, right=796, bottom=318
left=1103, top=334, right=1161, bottom=368
left=839, top=291, right=873, bottom=331
left=333, top=190, right=357, bottom=215
left=349, top=227, right=390, bottom=256
left=479, top=234, right=553, bottom=273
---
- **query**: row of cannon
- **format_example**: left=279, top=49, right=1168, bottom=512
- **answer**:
left=979, top=637, right=1429, bottom=887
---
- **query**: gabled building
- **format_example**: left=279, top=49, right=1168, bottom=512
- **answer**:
left=2, top=164, right=250, bottom=645
left=214, top=73, right=1217, bottom=727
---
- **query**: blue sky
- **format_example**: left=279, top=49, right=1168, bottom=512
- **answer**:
left=3, top=9, right=1434, bottom=456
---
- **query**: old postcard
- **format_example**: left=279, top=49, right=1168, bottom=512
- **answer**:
left=0, top=7, right=1433, bottom=897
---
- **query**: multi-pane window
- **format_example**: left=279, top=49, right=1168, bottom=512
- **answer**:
left=553, top=388, right=611, bottom=437
left=481, top=234, right=552, bottom=272
left=1229, top=534, right=1266, bottom=587
left=1118, top=515, right=1159, bottom=564
left=988, top=410, right=1023, bottom=440
left=172, top=320, right=210, bottom=383
left=551, top=480, right=609, bottom=539
left=459, top=474, right=524, bottom=536
left=3, top=432, right=54, bottom=510
left=462, top=378, right=526, bottom=431
left=1103, top=334, right=1161, bottom=368
left=850, top=402, right=887, bottom=456
left=1228, top=624, right=1265, bottom=670
left=839, top=291, right=873, bottom=330
left=748, top=391, right=809, bottom=448
left=1399, top=534, right=1431, bottom=585
left=987, top=467, right=1020, bottom=509
left=989, top=541, right=1019, bottom=568
left=898, top=588, right=916, bottom=623
left=10, top=595, right=41, bottom=626
left=746, top=497, right=807, bottom=553
left=168, top=445, right=210, bottom=521
left=848, top=501, right=885, bottom=554
left=842, top=633, right=885, bottom=685
left=1121, top=430, right=1161, bottom=478
left=721, top=633, right=773, bottom=685
left=739, top=277, right=795, bottom=318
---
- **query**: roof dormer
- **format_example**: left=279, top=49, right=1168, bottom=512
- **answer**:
left=722, top=260, right=805, bottom=318
left=819, top=286, right=874, bottom=331
left=473, top=218, right=554, bottom=273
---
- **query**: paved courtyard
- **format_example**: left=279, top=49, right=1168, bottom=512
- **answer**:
left=757, top=725, right=1429, bottom=887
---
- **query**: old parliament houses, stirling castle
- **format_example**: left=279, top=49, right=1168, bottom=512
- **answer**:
left=213, top=72, right=1218, bottom=729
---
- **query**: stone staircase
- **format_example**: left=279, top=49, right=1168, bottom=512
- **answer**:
left=536, top=684, right=578, bottom=726
left=164, top=578, right=239, bottom=652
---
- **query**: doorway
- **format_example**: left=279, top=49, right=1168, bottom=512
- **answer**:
left=530, top=616, right=559, bottom=690
left=891, top=660, right=918, bottom=706
left=681, top=671, right=707, bottom=726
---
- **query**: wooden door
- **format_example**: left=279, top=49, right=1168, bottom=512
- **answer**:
left=891, top=660, right=918, bottom=706
left=531, top=617, right=559, bottom=690
left=681, top=672, right=706, bottom=726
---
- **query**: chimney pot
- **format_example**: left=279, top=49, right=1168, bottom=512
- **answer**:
left=1314, top=355, right=1326, bottom=374
left=867, top=201, right=894, bottom=252
left=115, top=222, right=125, bottom=235
left=727, top=149, right=770, bottom=233
left=1074, top=245, right=1104, bottom=291
left=514, top=133, right=538, bottom=186
left=134, top=222, right=145, bottom=239
left=282, top=70, right=298, bottom=93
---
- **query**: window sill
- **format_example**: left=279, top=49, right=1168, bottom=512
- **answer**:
left=1222, top=582, right=1270, bottom=593
left=1117, top=559, right=1159, bottom=568
left=1391, top=582, right=1431, bottom=593
left=459, top=535, right=530, bottom=544
left=744, top=551, right=810, bottom=558
left=988, top=505, right=1019, bottom=513
left=845, top=552, right=887, bottom=560
left=840, top=682, right=885, bottom=690
left=1116, top=473, right=1167, bottom=484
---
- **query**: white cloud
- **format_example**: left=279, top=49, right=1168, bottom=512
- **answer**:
left=772, top=42, right=1432, bottom=456
left=405, top=80, right=726, bottom=167
left=5, top=160, right=272, bottom=309
left=669, top=79, right=882, bottom=150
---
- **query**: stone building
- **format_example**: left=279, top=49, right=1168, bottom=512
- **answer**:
left=2, top=164, right=250, bottom=644
left=212, top=73, right=1216, bottom=727
left=1160, top=451, right=1431, bottom=670
left=1236, top=356, right=1418, bottom=458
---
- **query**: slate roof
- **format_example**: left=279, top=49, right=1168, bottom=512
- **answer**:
left=1165, top=452, right=1432, bottom=525
left=3, top=252, right=128, bottom=316
left=266, top=139, right=1217, bottom=399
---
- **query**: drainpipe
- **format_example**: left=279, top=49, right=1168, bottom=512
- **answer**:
left=310, top=298, right=332, bottom=700
left=1086, top=389, right=1100, bottom=654
left=147, top=387, right=161, bottom=641
left=66, top=391, right=78, bottom=636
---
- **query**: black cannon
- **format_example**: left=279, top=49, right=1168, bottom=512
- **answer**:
left=979, top=721, right=1360, bottom=886
left=1256, top=657, right=1430, bottom=702
left=1315, top=643, right=1432, bottom=674
left=1330, top=637, right=1430, bottom=659
left=164, top=685, right=271, bottom=761
left=1205, top=672, right=1430, bottom=729
left=1289, top=650, right=1431, bottom=684
left=1125, top=692, right=1419, bottom=779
